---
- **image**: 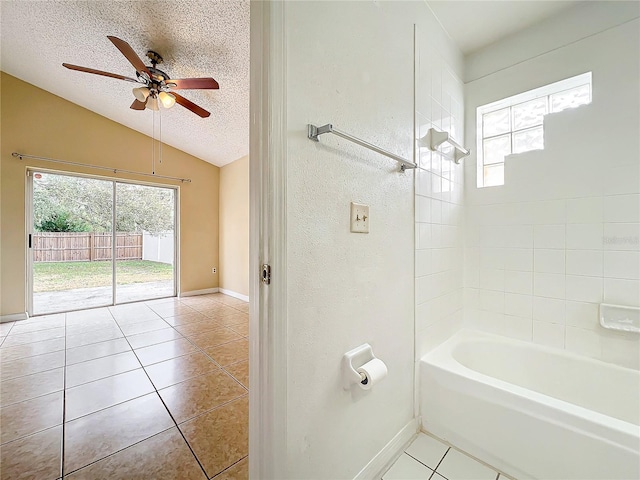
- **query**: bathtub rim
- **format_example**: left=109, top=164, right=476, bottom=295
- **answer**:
left=420, top=329, right=640, bottom=439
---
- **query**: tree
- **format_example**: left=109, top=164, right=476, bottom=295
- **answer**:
left=33, top=173, right=175, bottom=234
left=35, top=211, right=90, bottom=232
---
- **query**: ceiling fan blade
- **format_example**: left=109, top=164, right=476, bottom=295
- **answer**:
left=172, top=92, right=211, bottom=118
left=62, top=63, right=138, bottom=83
left=107, top=36, right=151, bottom=76
left=170, top=78, right=219, bottom=90
left=130, top=99, right=146, bottom=110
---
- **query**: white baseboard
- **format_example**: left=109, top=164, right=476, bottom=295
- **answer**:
left=354, top=417, right=419, bottom=480
left=218, top=288, right=250, bottom=302
left=179, top=288, right=219, bottom=297
left=0, top=312, right=29, bottom=323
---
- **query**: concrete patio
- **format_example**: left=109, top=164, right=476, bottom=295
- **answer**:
left=33, top=280, right=175, bottom=315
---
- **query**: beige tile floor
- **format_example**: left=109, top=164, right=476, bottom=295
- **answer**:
left=0, top=293, right=249, bottom=480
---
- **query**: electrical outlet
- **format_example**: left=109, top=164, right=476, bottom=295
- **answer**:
left=212, top=267, right=217, bottom=274
left=350, top=202, right=369, bottom=233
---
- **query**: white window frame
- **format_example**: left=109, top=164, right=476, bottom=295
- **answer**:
left=476, top=72, right=592, bottom=188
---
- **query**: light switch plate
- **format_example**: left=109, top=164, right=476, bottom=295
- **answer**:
left=350, top=202, right=369, bottom=233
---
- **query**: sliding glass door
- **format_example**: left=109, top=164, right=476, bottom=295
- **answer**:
left=115, top=183, right=176, bottom=303
left=29, top=170, right=177, bottom=316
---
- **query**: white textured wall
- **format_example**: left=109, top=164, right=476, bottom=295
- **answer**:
left=283, top=1, right=460, bottom=477
left=464, top=16, right=640, bottom=369
left=414, top=25, right=465, bottom=359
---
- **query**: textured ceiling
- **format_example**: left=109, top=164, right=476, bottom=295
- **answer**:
left=427, top=1, right=581, bottom=54
left=1, top=0, right=249, bottom=166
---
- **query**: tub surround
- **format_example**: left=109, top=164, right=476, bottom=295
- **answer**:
left=463, top=13, right=640, bottom=368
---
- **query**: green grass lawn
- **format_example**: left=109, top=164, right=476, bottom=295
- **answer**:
left=34, top=260, right=173, bottom=292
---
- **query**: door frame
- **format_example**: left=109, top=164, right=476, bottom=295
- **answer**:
left=26, top=167, right=179, bottom=316
left=249, top=0, right=288, bottom=477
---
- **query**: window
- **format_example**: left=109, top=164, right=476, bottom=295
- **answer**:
left=476, top=72, right=592, bottom=188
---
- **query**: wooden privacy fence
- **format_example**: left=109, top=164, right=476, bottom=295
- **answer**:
left=33, top=232, right=142, bottom=262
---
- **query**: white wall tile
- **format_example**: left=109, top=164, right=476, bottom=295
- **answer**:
left=565, top=301, right=599, bottom=330
left=504, top=248, right=533, bottom=271
left=604, top=278, right=640, bottom=306
left=416, top=169, right=433, bottom=198
left=534, top=249, right=565, bottom=274
left=479, top=225, right=507, bottom=248
left=566, top=224, right=603, bottom=250
left=503, top=315, right=533, bottom=341
left=603, top=223, right=640, bottom=251
left=416, top=276, right=430, bottom=305
left=533, top=272, right=565, bottom=299
left=416, top=196, right=431, bottom=223
left=604, top=251, right=640, bottom=280
left=533, top=321, right=564, bottom=349
left=416, top=249, right=432, bottom=277
left=463, top=17, right=639, bottom=365
left=479, top=247, right=505, bottom=269
left=565, top=275, right=603, bottom=303
left=504, top=271, right=533, bottom=295
left=566, top=197, right=603, bottom=224
left=603, top=164, right=640, bottom=196
left=603, top=194, right=640, bottom=223
left=531, top=200, right=566, bottom=225
left=505, top=293, right=533, bottom=317
left=505, top=225, right=534, bottom=248
left=601, top=331, right=640, bottom=370
left=431, top=199, right=442, bottom=224
left=479, top=268, right=504, bottom=291
left=418, top=223, right=432, bottom=250
left=479, top=289, right=504, bottom=313
left=533, top=296, right=565, bottom=324
left=565, top=250, right=603, bottom=277
left=533, top=225, right=565, bottom=249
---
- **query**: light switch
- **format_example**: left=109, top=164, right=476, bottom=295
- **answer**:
left=350, top=202, right=369, bottom=233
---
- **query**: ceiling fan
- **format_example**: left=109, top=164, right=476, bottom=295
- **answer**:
left=62, top=36, right=218, bottom=118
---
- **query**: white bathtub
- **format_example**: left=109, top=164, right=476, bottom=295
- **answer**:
left=420, top=330, right=640, bottom=480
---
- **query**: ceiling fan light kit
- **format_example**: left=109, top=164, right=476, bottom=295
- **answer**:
left=146, top=96, right=160, bottom=111
left=62, top=36, right=218, bottom=118
left=132, top=86, right=150, bottom=102
left=158, top=91, right=176, bottom=109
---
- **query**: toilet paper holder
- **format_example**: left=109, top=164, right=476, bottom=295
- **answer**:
left=342, top=343, right=376, bottom=390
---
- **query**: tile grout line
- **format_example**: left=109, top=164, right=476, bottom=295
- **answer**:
left=1, top=296, right=246, bottom=476
left=403, top=450, right=441, bottom=477
left=106, top=304, right=211, bottom=480
left=432, top=447, right=450, bottom=478
left=210, top=454, right=248, bottom=479
left=60, top=425, right=176, bottom=477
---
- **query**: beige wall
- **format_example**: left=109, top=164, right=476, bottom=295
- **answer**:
left=0, top=73, right=220, bottom=316
left=219, top=155, right=249, bottom=297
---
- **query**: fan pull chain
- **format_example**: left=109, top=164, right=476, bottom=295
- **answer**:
left=159, top=107, right=162, bottom=164
left=152, top=108, right=156, bottom=175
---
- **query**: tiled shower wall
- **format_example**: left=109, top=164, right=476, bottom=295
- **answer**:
left=463, top=19, right=640, bottom=369
left=414, top=25, right=465, bottom=358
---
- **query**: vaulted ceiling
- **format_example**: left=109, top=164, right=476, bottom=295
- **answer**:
left=2, top=1, right=585, bottom=166
left=1, top=1, right=249, bottom=167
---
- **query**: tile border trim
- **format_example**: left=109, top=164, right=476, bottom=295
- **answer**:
left=179, top=288, right=219, bottom=298
left=354, top=417, right=420, bottom=480
left=0, top=312, right=29, bottom=323
left=218, top=289, right=250, bottom=302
